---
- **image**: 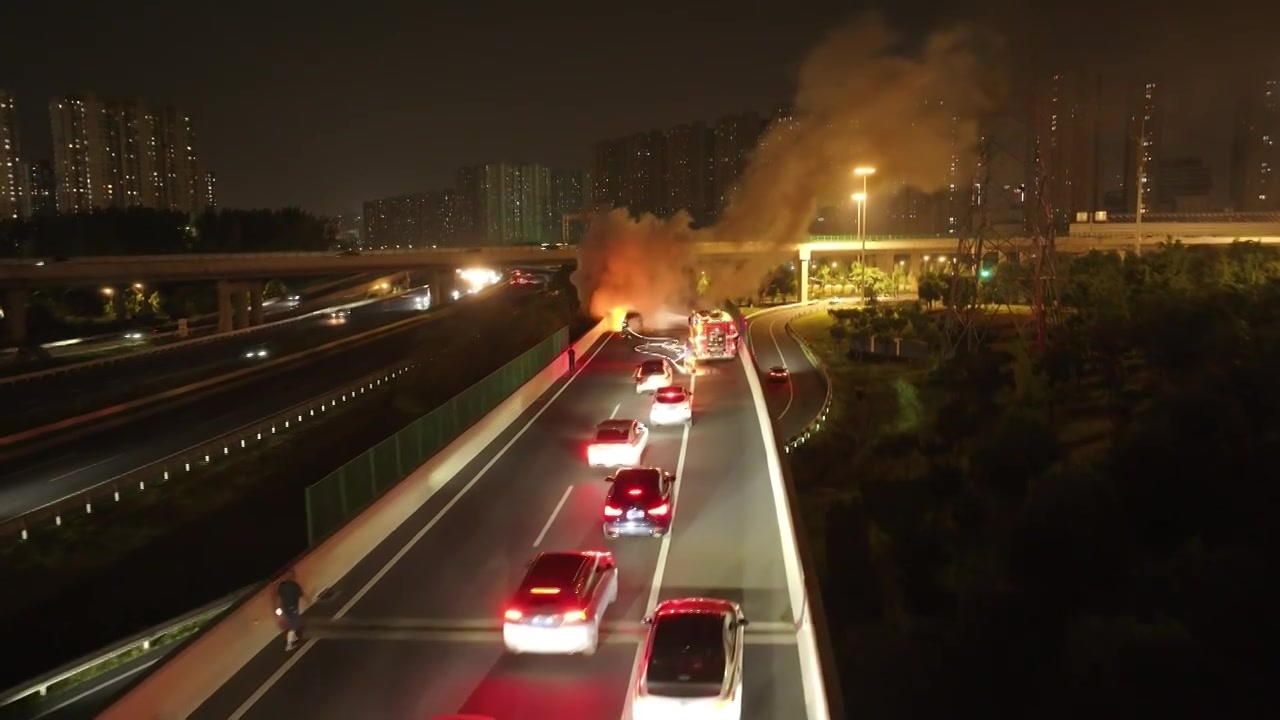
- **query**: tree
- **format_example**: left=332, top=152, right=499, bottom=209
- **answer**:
left=917, top=273, right=945, bottom=308
left=264, top=279, right=289, bottom=300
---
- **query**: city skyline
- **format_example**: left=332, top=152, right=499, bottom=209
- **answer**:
left=1, top=91, right=216, bottom=219
left=4, top=1, right=1272, bottom=216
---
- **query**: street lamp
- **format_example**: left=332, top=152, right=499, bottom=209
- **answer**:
left=101, top=287, right=113, bottom=296
left=852, top=192, right=867, bottom=298
left=853, top=167, right=876, bottom=297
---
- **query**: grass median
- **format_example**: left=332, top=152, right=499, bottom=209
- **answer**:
left=0, top=287, right=591, bottom=692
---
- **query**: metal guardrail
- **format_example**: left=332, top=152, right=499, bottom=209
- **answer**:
left=0, top=586, right=252, bottom=713
left=0, top=289, right=411, bottom=388
left=782, top=314, right=834, bottom=453
left=0, top=274, right=382, bottom=358
left=0, top=359, right=421, bottom=541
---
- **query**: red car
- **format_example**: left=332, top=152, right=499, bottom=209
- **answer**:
left=767, top=365, right=789, bottom=383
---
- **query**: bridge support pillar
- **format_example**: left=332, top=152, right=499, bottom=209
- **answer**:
left=431, top=269, right=453, bottom=305
left=231, top=283, right=250, bottom=329
left=111, top=290, right=126, bottom=320
left=3, top=288, right=29, bottom=347
left=797, top=244, right=812, bottom=303
left=249, top=284, right=265, bottom=326
left=216, top=280, right=235, bottom=333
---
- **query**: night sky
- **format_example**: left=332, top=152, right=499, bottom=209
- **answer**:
left=2, top=0, right=1275, bottom=215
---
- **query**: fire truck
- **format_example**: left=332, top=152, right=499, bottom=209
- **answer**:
left=688, top=310, right=740, bottom=360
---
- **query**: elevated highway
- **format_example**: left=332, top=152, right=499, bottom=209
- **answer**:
left=4, top=219, right=1277, bottom=342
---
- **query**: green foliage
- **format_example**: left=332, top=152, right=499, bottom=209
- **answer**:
left=802, top=240, right=1280, bottom=717
left=891, top=379, right=922, bottom=431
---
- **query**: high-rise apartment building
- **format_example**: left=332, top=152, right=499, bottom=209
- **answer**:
left=455, top=163, right=558, bottom=245
left=1157, top=157, right=1212, bottom=212
left=712, top=112, right=764, bottom=213
left=1122, top=81, right=1164, bottom=214
left=1, top=91, right=26, bottom=220
left=362, top=193, right=426, bottom=248
left=1231, top=78, right=1278, bottom=211
left=1031, top=70, right=1101, bottom=224
left=27, top=161, right=55, bottom=216
left=202, top=171, right=217, bottom=211
left=50, top=95, right=208, bottom=214
left=664, top=123, right=714, bottom=224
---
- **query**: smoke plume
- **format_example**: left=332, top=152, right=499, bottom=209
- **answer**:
left=572, top=13, right=1003, bottom=322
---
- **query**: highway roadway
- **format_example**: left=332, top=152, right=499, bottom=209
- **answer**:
left=187, top=323, right=812, bottom=720
left=746, top=305, right=829, bottom=442
left=0, top=288, right=470, bottom=523
left=0, top=288, right=435, bottom=438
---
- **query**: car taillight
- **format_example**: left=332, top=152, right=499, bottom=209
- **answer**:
left=504, top=609, right=523, bottom=621
left=627, top=488, right=643, bottom=496
left=648, top=503, right=669, bottom=516
left=604, top=505, right=622, bottom=517
left=563, top=609, right=588, bottom=622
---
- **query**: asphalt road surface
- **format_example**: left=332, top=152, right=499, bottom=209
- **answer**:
left=0, top=289, right=453, bottom=522
left=186, top=324, right=809, bottom=720
left=0, top=289, right=434, bottom=436
left=747, top=306, right=829, bottom=441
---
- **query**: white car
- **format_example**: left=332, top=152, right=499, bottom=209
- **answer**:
left=502, top=551, right=618, bottom=655
left=588, top=419, right=649, bottom=467
left=632, top=598, right=748, bottom=720
left=634, top=359, right=673, bottom=394
left=649, top=386, right=692, bottom=427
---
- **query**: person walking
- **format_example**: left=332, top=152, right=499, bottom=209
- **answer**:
left=568, top=347, right=576, bottom=373
left=276, top=572, right=307, bottom=651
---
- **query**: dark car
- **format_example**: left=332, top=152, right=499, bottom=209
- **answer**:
left=602, top=467, right=675, bottom=538
left=632, top=598, right=748, bottom=717
left=767, top=365, right=789, bottom=383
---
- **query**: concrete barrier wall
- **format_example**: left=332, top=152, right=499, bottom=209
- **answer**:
left=98, top=317, right=612, bottom=720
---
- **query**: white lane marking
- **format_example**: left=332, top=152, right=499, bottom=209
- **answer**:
left=767, top=313, right=795, bottom=419
left=533, top=485, right=573, bottom=547
left=609, top=403, right=620, bottom=419
left=228, top=333, right=614, bottom=720
left=46, top=455, right=119, bottom=483
left=621, top=371, right=695, bottom=720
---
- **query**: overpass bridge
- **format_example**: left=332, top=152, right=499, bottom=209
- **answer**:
left=2, top=221, right=1278, bottom=343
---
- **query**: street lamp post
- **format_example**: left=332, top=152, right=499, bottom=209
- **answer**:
left=851, top=192, right=866, bottom=297
left=854, top=167, right=876, bottom=298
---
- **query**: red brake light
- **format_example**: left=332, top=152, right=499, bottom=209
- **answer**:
left=504, top=609, right=523, bottom=621
left=529, top=587, right=561, bottom=595
left=648, top=503, right=669, bottom=516
left=604, top=505, right=623, bottom=517
left=627, top=488, right=643, bottom=496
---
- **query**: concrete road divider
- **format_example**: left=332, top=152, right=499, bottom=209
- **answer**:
left=0, top=361, right=420, bottom=541
left=736, top=301, right=842, bottom=720
left=96, top=318, right=611, bottom=720
left=0, top=297, right=444, bottom=455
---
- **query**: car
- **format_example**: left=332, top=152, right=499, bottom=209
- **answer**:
left=327, top=309, right=349, bottom=323
left=243, top=345, right=270, bottom=360
left=767, top=365, right=789, bottom=383
left=649, top=386, right=692, bottom=427
left=631, top=598, right=749, bottom=720
left=502, top=551, right=618, bottom=655
left=635, top=359, right=673, bottom=394
left=587, top=419, right=649, bottom=467
left=602, top=468, right=676, bottom=538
